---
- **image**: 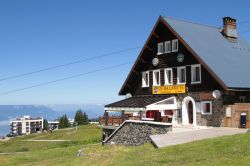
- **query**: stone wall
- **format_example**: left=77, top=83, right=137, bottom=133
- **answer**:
left=104, top=121, right=172, bottom=146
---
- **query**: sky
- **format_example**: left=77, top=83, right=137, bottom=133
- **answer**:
left=0, top=0, right=249, bottom=105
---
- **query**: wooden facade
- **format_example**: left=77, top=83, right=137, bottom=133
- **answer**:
left=119, top=19, right=224, bottom=96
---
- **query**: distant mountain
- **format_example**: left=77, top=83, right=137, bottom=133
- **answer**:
left=0, top=105, right=60, bottom=121
left=46, top=104, right=104, bottom=119
left=0, top=104, right=104, bottom=136
left=0, top=105, right=60, bottom=136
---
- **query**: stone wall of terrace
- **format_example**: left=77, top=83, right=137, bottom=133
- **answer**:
left=104, top=120, right=172, bottom=146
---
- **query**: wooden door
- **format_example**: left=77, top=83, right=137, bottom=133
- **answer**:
left=188, top=101, right=193, bottom=124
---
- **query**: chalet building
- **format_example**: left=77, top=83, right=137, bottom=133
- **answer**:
left=100, top=16, right=250, bottom=144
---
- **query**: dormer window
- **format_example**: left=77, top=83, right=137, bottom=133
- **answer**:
left=157, top=42, right=164, bottom=55
left=153, top=70, right=161, bottom=86
left=142, top=71, right=149, bottom=87
left=172, top=39, right=178, bottom=52
left=177, top=66, right=186, bottom=84
left=191, top=64, right=201, bottom=84
left=164, top=41, right=171, bottom=53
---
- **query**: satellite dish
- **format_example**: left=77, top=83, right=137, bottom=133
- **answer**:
left=125, top=93, right=132, bottom=99
left=152, top=58, right=159, bottom=66
left=212, top=90, right=221, bottom=99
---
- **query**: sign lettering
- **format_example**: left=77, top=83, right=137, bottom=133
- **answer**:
left=152, top=85, right=186, bottom=94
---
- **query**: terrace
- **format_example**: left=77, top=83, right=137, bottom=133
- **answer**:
left=99, top=96, right=179, bottom=127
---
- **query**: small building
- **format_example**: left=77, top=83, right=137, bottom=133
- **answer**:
left=10, top=115, right=43, bottom=136
left=100, top=16, right=250, bottom=145
left=48, top=121, right=59, bottom=130
left=68, top=118, right=74, bottom=126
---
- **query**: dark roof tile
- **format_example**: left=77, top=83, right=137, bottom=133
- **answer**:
left=105, top=95, right=168, bottom=108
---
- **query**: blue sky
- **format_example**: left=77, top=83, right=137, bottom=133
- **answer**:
left=0, top=0, right=249, bottom=105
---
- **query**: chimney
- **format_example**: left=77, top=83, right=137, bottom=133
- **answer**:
left=222, top=17, right=237, bottom=39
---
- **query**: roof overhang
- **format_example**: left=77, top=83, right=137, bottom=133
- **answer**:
left=105, top=96, right=178, bottom=112
left=146, top=97, right=178, bottom=110
left=105, top=107, right=146, bottom=112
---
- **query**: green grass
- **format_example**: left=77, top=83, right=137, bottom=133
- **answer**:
left=0, top=125, right=250, bottom=166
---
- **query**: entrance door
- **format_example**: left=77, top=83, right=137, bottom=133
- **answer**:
left=188, top=101, right=193, bottom=124
left=181, top=96, right=196, bottom=126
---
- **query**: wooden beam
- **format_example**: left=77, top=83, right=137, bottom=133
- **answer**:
left=145, top=45, right=154, bottom=52
left=139, top=58, right=147, bottom=64
left=121, top=110, right=125, bottom=122
left=139, top=111, right=142, bottom=121
left=104, top=111, right=108, bottom=126
left=125, top=84, right=132, bottom=89
left=153, top=32, right=160, bottom=39
left=131, top=69, right=139, bottom=75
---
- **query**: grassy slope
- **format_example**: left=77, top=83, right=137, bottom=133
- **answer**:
left=0, top=125, right=250, bottom=166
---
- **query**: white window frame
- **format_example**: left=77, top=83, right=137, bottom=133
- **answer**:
left=164, top=41, right=171, bottom=53
left=157, top=42, right=164, bottom=55
left=153, top=70, right=161, bottom=86
left=172, top=39, right=178, bottom=52
left=191, top=64, right=201, bottom=84
left=201, top=101, right=212, bottom=115
left=164, top=68, right=173, bottom=85
left=142, top=71, right=149, bottom=88
left=239, top=96, right=246, bottom=103
left=177, top=66, right=186, bottom=84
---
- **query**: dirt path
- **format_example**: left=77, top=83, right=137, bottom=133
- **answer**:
left=21, top=139, right=71, bottom=142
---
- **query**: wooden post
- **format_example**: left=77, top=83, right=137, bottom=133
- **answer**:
left=121, top=110, right=125, bottom=123
left=104, top=111, right=108, bottom=126
left=102, top=129, right=105, bottom=146
left=139, top=111, right=142, bottom=121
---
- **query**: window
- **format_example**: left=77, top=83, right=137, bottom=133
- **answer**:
left=142, top=71, right=149, bottom=87
left=177, top=66, right=186, bottom=84
left=153, top=70, right=161, bottom=86
left=201, top=101, right=212, bottom=115
left=164, top=68, right=173, bottom=85
left=164, top=41, right=171, bottom=53
left=191, top=64, right=201, bottom=84
left=239, top=96, right=246, bottom=103
left=157, top=42, right=164, bottom=55
left=172, top=39, right=178, bottom=52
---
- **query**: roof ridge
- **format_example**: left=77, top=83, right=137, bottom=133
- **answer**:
left=162, top=16, right=220, bottom=29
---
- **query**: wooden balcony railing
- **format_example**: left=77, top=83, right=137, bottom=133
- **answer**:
left=99, top=116, right=124, bottom=126
left=99, top=115, right=142, bottom=126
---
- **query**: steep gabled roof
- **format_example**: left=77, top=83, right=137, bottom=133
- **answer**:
left=163, top=16, right=250, bottom=89
left=119, top=16, right=250, bottom=95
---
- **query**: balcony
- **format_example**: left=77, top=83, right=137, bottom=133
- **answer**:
left=99, top=115, right=141, bottom=126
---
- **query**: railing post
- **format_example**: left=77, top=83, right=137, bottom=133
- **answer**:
left=104, top=111, right=108, bottom=126
left=139, top=111, right=142, bottom=121
left=121, top=110, right=125, bottom=123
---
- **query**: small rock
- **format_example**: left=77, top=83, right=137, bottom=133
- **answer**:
left=76, top=148, right=84, bottom=157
